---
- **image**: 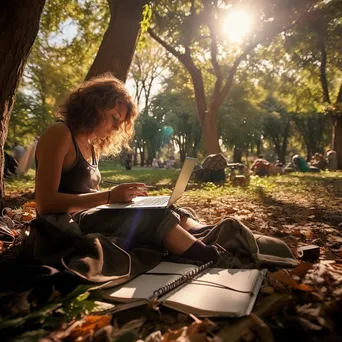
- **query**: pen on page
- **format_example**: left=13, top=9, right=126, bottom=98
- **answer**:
left=102, top=180, right=155, bottom=188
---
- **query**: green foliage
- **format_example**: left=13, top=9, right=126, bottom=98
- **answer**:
left=9, top=0, right=108, bottom=145
left=0, top=285, right=112, bottom=340
left=260, top=96, right=293, bottom=162
left=7, top=0, right=342, bottom=165
left=149, top=91, right=202, bottom=159
left=219, top=85, right=263, bottom=155
left=293, top=111, right=331, bottom=158
left=7, top=93, right=43, bottom=148
left=138, top=3, right=153, bottom=49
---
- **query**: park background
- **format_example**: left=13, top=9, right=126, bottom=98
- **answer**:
left=4, top=0, right=342, bottom=170
left=1, top=1, right=342, bottom=341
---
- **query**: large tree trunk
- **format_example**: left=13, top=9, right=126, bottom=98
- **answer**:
left=332, top=116, right=342, bottom=169
left=86, top=0, right=149, bottom=82
left=202, top=109, right=221, bottom=154
left=189, top=66, right=221, bottom=154
left=332, top=85, right=342, bottom=169
left=0, top=0, right=46, bottom=207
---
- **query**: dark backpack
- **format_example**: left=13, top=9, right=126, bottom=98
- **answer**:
left=202, top=154, right=227, bottom=171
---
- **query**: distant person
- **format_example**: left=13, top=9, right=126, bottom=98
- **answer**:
left=13, top=142, right=25, bottom=163
left=4, top=151, right=18, bottom=178
left=326, top=149, right=337, bottom=171
left=250, top=154, right=271, bottom=177
left=165, top=157, right=175, bottom=169
left=152, top=158, right=159, bottom=168
left=271, top=160, right=284, bottom=175
left=124, top=154, right=133, bottom=170
left=290, top=154, right=320, bottom=173
left=158, top=159, right=165, bottom=168
left=273, top=160, right=283, bottom=167
left=16, top=137, right=39, bottom=176
left=311, top=153, right=327, bottom=171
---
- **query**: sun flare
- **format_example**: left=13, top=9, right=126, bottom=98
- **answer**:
left=222, top=10, right=252, bottom=43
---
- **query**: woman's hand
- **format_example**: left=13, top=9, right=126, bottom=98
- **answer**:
left=108, top=183, right=148, bottom=203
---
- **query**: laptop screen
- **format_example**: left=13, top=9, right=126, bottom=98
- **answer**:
left=167, top=157, right=197, bottom=207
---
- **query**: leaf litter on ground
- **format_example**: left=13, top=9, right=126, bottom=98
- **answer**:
left=1, top=172, right=342, bottom=341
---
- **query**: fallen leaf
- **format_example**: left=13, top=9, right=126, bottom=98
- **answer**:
left=23, top=201, right=36, bottom=208
left=68, top=315, right=112, bottom=340
left=290, top=263, right=313, bottom=278
left=269, top=271, right=314, bottom=292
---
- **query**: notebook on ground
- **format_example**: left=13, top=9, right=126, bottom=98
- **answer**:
left=101, top=262, right=266, bottom=317
left=97, top=157, right=197, bottom=209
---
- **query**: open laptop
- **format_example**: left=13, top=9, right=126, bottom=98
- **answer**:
left=97, top=157, right=197, bottom=209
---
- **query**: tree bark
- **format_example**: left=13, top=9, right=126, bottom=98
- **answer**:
left=86, top=0, right=149, bottom=82
left=280, top=121, right=291, bottom=164
left=0, top=0, right=46, bottom=207
left=332, top=84, right=342, bottom=169
left=233, top=146, right=243, bottom=163
left=332, top=116, right=342, bottom=169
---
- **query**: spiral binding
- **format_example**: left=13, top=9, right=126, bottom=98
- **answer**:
left=149, top=261, right=213, bottom=300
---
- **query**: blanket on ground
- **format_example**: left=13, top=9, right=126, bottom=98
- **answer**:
left=21, top=214, right=298, bottom=287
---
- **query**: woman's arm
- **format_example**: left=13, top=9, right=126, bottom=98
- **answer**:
left=35, top=123, right=108, bottom=215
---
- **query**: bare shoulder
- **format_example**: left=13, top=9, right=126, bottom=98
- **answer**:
left=40, top=122, right=71, bottom=140
left=37, top=122, right=72, bottom=156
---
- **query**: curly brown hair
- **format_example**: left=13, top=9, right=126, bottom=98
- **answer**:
left=57, top=73, right=138, bottom=156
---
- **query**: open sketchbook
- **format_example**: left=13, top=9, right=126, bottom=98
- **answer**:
left=102, top=262, right=266, bottom=317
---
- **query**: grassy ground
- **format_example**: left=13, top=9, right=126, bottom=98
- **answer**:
left=2, top=164, right=342, bottom=341
left=5, top=161, right=342, bottom=215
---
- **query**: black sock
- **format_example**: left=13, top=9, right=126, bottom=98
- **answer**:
left=180, top=240, right=219, bottom=263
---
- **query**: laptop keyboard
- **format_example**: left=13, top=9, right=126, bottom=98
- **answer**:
left=131, top=196, right=169, bottom=207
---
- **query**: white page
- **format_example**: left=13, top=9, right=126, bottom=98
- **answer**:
left=163, top=268, right=263, bottom=317
left=105, top=262, right=197, bottom=302
left=146, top=262, right=198, bottom=275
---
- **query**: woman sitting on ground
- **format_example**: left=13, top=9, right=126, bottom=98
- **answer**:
left=35, top=74, right=229, bottom=267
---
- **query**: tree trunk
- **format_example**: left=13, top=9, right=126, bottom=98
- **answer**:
left=86, top=0, right=149, bottom=82
left=133, top=149, right=138, bottom=166
left=256, top=139, right=261, bottom=156
left=0, top=0, right=46, bottom=207
left=189, top=66, right=221, bottom=155
left=280, top=121, right=290, bottom=164
left=202, top=109, right=221, bottom=154
left=233, top=147, right=242, bottom=163
left=332, top=85, right=342, bottom=169
left=306, top=145, right=312, bottom=162
left=332, top=116, right=342, bottom=170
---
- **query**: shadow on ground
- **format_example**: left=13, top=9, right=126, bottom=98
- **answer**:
left=255, top=186, right=342, bottom=229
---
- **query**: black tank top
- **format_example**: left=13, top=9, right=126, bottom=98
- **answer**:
left=36, top=122, right=101, bottom=194
left=58, top=125, right=101, bottom=194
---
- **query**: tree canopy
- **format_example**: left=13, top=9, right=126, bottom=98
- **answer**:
left=5, top=0, right=342, bottom=168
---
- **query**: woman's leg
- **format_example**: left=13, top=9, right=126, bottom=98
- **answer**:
left=162, top=224, right=197, bottom=254
left=179, top=216, right=206, bottom=231
left=162, top=224, right=220, bottom=263
left=74, top=207, right=220, bottom=263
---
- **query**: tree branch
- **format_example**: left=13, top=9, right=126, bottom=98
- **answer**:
left=203, top=0, right=222, bottom=99
left=316, top=30, right=331, bottom=104
left=148, top=27, right=208, bottom=123
left=218, top=2, right=317, bottom=107
left=148, top=28, right=183, bottom=60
